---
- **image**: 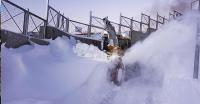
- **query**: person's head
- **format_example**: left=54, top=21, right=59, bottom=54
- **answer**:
left=103, top=17, right=108, bottom=23
left=103, top=17, right=108, bottom=22
left=103, top=17, right=109, bottom=24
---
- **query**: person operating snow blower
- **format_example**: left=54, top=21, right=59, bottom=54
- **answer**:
left=103, top=17, right=125, bottom=86
left=103, top=17, right=118, bottom=46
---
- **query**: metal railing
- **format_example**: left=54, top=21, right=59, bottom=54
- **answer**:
left=91, top=14, right=130, bottom=37
left=157, top=13, right=167, bottom=28
left=47, top=6, right=106, bottom=36
left=1, top=0, right=46, bottom=39
left=169, top=10, right=182, bottom=20
left=120, top=11, right=184, bottom=35
left=0, top=0, right=185, bottom=40
left=47, top=6, right=69, bottom=32
left=121, top=13, right=157, bottom=34
left=141, top=13, right=151, bottom=33
left=120, top=16, right=143, bottom=32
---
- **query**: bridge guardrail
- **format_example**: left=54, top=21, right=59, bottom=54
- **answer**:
left=47, top=6, right=105, bottom=36
left=1, top=0, right=46, bottom=39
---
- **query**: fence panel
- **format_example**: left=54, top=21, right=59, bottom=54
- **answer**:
left=157, top=22, right=163, bottom=29
left=1, top=0, right=46, bottom=39
left=68, top=20, right=89, bottom=34
left=121, top=16, right=131, bottom=27
left=48, top=6, right=59, bottom=28
left=132, top=20, right=141, bottom=31
left=27, top=13, right=46, bottom=38
left=141, top=14, right=150, bottom=25
left=141, top=23, right=148, bottom=33
left=1, top=0, right=24, bottom=33
left=150, top=19, right=157, bottom=29
left=91, top=16, right=105, bottom=29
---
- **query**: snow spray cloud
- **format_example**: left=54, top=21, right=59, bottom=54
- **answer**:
left=169, top=0, right=193, bottom=12
left=144, top=0, right=193, bottom=17
left=121, top=9, right=200, bottom=104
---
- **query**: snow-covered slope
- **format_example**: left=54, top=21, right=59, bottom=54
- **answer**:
left=2, top=12, right=200, bottom=104
left=1, top=37, right=109, bottom=104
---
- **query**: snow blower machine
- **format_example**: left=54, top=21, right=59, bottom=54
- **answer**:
left=102, top=17, right=128, bottom=86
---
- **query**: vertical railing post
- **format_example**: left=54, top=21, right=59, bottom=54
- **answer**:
left=156, top=13, right=159, bottom=30
left=88, top=11, right=92, bottom=36
left=61, top=13, right=64, bottom=30
left=44, top=1, right=49, bottom=39
left=193, top=0, right=200, bottom=79
left=56, top=11, right=60, bottom=28
left=130, top=17, right=133, bottom=44
left=42, top=20, right=47, bottom=39
left=23, top=9, right=29, bottom=35
left=156, top=21, right=158, bottom=30
left=118, top=13, right=122, bottom=35
left=65, top=18, right=69, bottom=32
left=156, top=13, right=159, bottom=22
left=140, top=22, right=142, bottom=32
left=46, top=0, right=49, bottom=21
left=140, top=13, right=143, bottom=32
left=46, top=7, right=49, bottom=25
left=163, top=17, right=165, bottom=24
left=148, top=15, right=150, bottom=34
left=45, top=0, right=49, bottom=25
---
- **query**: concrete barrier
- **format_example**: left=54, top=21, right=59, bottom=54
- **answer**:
left=1, top=30, right=49, bottom=48
left=44, top=26, right=102, bottom=49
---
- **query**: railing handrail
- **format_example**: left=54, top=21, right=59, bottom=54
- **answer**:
left=3, top=0, right=46, bottom=21
left=3, top=0, right=27, bottom=12
left=2, top=0, right=47, bottom=38
left=2, top=0, right=189, bottom=38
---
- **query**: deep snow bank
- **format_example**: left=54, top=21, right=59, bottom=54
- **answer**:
left=1, top=37, right=109, bottom=104
left=73, top=42, right=108, bottom=61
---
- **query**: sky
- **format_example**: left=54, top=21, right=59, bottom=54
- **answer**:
left=7, top=0, right=168, bottom=23
left=6, top=0, right=194, bottom=24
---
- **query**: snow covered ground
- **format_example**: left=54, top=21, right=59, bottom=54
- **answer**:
left=2, top=12, right=200, bottom=104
